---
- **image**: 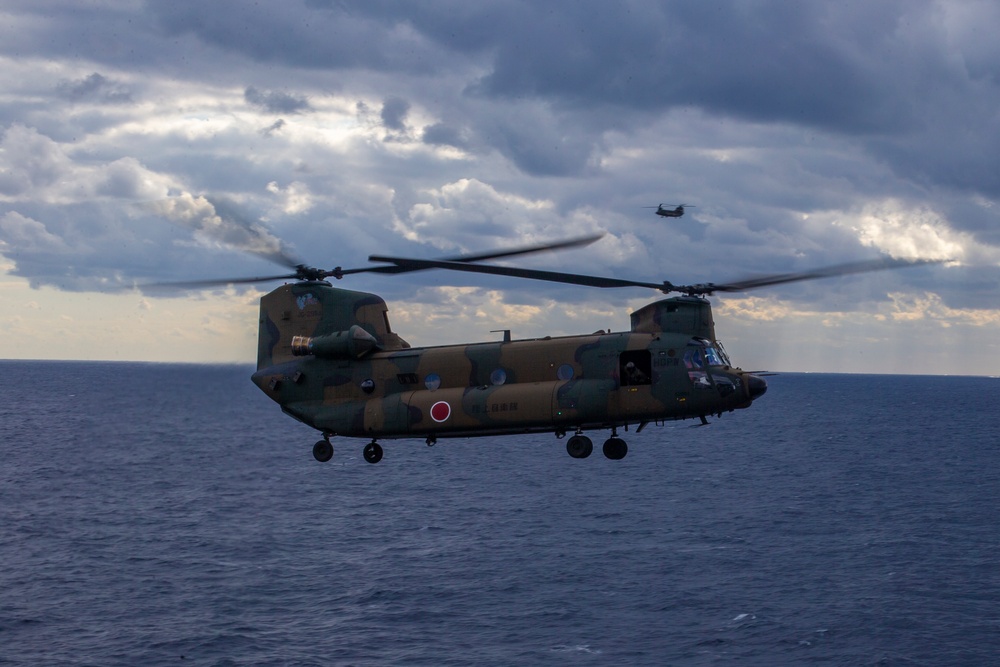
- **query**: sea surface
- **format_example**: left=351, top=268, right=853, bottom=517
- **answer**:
left=1, top=361, right=998, bottom=666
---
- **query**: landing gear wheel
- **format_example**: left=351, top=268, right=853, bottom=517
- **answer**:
left=313, top=439, right=334, bottom=463
left=363, top=441, right=384, bottom=464
left=602, top=437, right=628, bottom=460
left=566, top=434, right=594, bottom=459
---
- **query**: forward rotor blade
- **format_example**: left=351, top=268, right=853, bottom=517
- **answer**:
left=263, top=248, right=307, bottom=271
left=692, top=256, right=944, bottom=294
left=368, top=255, right=668, bottom=291
left=340, top=233, right=605, bottom=277
left=143, top=234, right=605, bottom=288
left=144, top=273, right=301, bottom=289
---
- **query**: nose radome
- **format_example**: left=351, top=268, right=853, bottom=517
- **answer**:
left=747, top=374, right=768, bottom=400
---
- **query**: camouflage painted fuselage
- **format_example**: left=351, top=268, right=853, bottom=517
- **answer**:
left=251, top=282, right=765, bottom=440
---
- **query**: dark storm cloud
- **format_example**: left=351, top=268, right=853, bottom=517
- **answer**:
left=422, top=123, right=467, bottom=149
left=7, top=2, right=991, bottom=138
left=380, top=97, right=410, bottom=131
left=260, top=3, right=1000, bottom=198
left=329, top=1, right=903, bottom=128
left=146, top=0, right=443, bottom=74
left=10, top=1, right=996, bottom=192
left=2, top=0, right=998, bottom=300
left=484, top=114, right=599, bottom=177
left=244, top=87, right=310, bottom=114
left=467, top=3, right=910, bottom=130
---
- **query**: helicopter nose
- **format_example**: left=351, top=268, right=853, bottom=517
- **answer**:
left=747, top=374, right=768, bottom=400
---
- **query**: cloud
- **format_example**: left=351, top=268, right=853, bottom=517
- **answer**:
left=480, top=106, right=599, bottom=176
left=0, top=211, right=72, bottom=254
left=266, top=181, right=314, bottom=215
left=56, top=72, right=133, bottom=104
left=0, top=124, right=174, bottom=202
left=886, top=291, right=1000, bottom=327
left=260, top=119, right=287, bottom=136
left=380, top=96, right=410, bottom=131
left=244, top=86, right=310, bottom=114
left=1, top=0, right=999, bottom=371
left=0, top=124, right=72, bottom=196
left=149, top=193, right=298, bottom=267
left=394, top=178, right=568, bottom=250
left=421, top=122, right=467, bottom=149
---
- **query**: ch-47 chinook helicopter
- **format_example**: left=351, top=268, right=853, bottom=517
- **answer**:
left=644, top=203, right=694, bottom=218
left=174, top=232, right=938, bottom=464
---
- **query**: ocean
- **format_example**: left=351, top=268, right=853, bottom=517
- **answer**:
left=1, top=361, right=998, bottom=666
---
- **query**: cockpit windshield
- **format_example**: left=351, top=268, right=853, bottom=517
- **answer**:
left=715, top=340, right=732, bottom=367
left=704, top=346, right=725, bottom=366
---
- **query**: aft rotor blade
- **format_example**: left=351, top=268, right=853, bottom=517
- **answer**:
left=368, top=255, right=668, bottom=291
left=340, top=233, right=605, bottom=277
left=451, top=233, right=604, bottom=262
left=694, top=256, right=944, bottom=294
left=372, top=252, right=945, bottom=296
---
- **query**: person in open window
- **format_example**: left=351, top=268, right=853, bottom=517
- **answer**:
left=624, top=361, right=648, bottom=384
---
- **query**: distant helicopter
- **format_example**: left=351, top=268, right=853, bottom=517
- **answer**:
left=644, top=204, right=694, bottom=218
left=164, top=232, right=938, bottom=464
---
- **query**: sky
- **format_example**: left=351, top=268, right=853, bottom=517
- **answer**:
left=1, top=0, right=999, bottom=374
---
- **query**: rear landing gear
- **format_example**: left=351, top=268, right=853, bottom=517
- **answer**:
left=311, top=436, right=384, bottom=464
left=562, top=429, right=628, bottom=460
left=312, top=438, right=333, bottom=463
left=602, top=437, right=628, bottom=460
left=363, top=441, right=384, bottom=464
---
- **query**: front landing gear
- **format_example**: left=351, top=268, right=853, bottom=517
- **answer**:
left=566, top=434, right=594, bottom=459
left=363, top=441, right=384, bottom=464
left=312, top=438, right=334, bottom=462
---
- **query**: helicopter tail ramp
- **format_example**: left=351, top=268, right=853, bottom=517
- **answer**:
left=256, top=282, right=409, bottom=370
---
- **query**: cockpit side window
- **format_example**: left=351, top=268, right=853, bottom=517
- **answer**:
left=683, top=347, right=703, bottom=369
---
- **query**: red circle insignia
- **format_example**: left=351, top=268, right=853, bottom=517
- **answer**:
left=430, top=401, right=451, bottom=423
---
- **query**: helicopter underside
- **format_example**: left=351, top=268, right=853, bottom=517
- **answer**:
left=281, top=397, right=722, bottom=440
